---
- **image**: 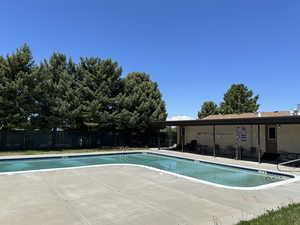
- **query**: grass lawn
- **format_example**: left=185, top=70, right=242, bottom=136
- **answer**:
left=236, top=203, right=300, bottom=225
left=0, top=147, right=147, bottom=157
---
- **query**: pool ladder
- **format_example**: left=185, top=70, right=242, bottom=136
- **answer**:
left=277, top=158, right=300, bottom=172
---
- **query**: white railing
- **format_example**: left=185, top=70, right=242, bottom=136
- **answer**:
left=277, top=158, right=300, bottom=172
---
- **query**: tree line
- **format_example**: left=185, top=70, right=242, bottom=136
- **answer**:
left=0, top=44, right=167, bottom=133
left=198, top=84, right=260, bottom=119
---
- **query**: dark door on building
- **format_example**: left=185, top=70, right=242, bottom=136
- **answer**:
left=265, top=125, right=277, bottom=153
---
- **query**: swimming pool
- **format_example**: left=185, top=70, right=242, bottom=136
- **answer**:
left=0, top=152, right=294, bottom=189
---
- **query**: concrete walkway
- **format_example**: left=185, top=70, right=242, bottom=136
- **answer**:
left=0, top=150, right=299, bottom=225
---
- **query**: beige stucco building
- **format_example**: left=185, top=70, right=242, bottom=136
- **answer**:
left=155, top=111, right=300, bottom=162
left=180, top=123, right=300, bottom=159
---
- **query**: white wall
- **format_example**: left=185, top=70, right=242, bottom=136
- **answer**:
left=177, top=123, right=300, bottom=155
left=182, top=125, right=266, bottom=152
left=277, top=124, right=300, bottom=154
left=185, top=126, right=212, bottom=147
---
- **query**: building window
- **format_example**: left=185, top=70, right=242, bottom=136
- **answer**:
left=268, top=127, right=276, bottom=140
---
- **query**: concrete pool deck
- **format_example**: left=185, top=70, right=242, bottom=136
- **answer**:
left=0, top=150, right=299, bottom=225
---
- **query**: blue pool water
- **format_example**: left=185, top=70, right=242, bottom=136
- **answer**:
left=0, top=152, right=292, bottom=187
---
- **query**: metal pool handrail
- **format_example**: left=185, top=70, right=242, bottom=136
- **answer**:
left=277, top=158, right=300, bottom=172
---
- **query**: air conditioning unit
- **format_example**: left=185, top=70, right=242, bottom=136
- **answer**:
left=289, top=109, right=298, bottom=116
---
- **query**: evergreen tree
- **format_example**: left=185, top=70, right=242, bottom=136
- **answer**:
left=198, top=101, right=218, bottom=119
left=31, top=53, right=75, bottom=130
left=219, top=84, right=259, bottom=114
left=0, top=45, right=168, bottom=133
left=0, top=44, right=35, bottom=130
left=76, top=57, right=122, bottom=130
left=118, top=72, right=167, bottom=133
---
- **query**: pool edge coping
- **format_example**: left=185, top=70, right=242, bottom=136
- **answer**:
left=0, top=150, right=299, bottom=190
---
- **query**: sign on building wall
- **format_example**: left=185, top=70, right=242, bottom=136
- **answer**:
left=236, top=127, right=247, bottom=142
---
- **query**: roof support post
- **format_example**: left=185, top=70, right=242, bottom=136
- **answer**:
left=235, top=128, right=239, bottom=160
left=178, top=126, right=185, bottom=152
left=213, top=125, right=216, bottom=157
left=168, top=126, right=171, bottom=149
left=258, top=124, right=261, bottom=163
left=181, top=126, right=184, bottom=152
left=158, top=130, right=161, bottom=150
left=169, top=126, right=174, bottom=150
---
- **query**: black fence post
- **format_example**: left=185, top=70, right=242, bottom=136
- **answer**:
left=0, top=131, right=7, bottom=150
left=158, top=132, right=161, bottom=150
left=51, top=129, right=57, bottom=148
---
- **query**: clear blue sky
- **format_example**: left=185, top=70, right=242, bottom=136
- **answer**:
left=1, top=0, right=300, bottom=118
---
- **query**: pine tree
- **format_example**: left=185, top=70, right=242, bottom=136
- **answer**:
left=0, top=45, right=168, bottom=134
left=118, top=72, right=167, bottom=133
left=76, top=57, right=122, bottom=130
left=198, top=101, right=218, bottom=119
left=219, top=84, right=259, bottom=114
left=0, top=44, right=35, bottom=130
left=31, top=53, right=75, bottom=130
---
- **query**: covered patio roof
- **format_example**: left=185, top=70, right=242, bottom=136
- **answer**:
left=152, top=115, right=300, bottom=127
